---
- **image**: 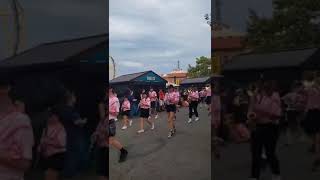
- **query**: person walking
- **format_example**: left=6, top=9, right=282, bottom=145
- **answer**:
left=164, top=85, right=179, bottom=138
left=187, top=87, right=200, bottom=123
left=109, top=87, right=128, bottom=163
left=137, top=93, right=154, bottom=133
left=149, top=87, right=158, bottom=119
left=248, top=81, right=282, bottom=180
left=121, top=97, right=132, bottom=130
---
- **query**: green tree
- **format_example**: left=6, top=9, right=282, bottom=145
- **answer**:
left=247, top=0, right=320, bottom=52
left=187, top=56, right=211, bottom=78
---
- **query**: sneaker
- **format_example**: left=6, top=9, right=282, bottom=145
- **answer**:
left=195, top=117, right=199, bottom=121
left=129, top=120, right=133, bottom=126
left=155, top=115, right=158, bottom=119
left=271, top=175, right=282, bottom=180
left=137, top=129, right=145, bottom=134
left=115, top=118, right=118, bottom=122
left=119, top=149, right=128, bottom=163
left=168, top=130, right=173, bottom=138
left=151, top=123, right=155, bottom=130
left=187, top=119, right=192, bottom=123
left=121, top=126, right=128, bottom=130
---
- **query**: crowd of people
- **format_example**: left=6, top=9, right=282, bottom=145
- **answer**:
left=0, top=79, right=109, bottom=180
left=107, top=84, right=212, bottom=169
left=212, top=73, right=320, bottom=180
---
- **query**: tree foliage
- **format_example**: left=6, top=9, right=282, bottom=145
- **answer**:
left=247, top=0, right=320, bottom=51
left=187, top=56, right=211, bottom=78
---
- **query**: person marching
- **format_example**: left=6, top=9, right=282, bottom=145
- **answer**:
left=199, top=87, right=207, bottom=108
left=159, top=89, right=165, bottom=111
left=164, top=85, right=179, bottom=138
left=187, top=87, right=200, bottom=123
left=109, top=87, right=128, bottom=163
left=302, top=77, right=320, bottom=171
left=38, top=107, right=66, bottom=180
left=121, top=96, right=132, bottom=130
left=247, top=81, right=282, bottom=180
left=149, top=87, right=158, bottom=119
left=137, top=93, right=154, bottom=134
left=173, top=87, right=181, bottom=121
left=206, top=85, right=212, bottom=113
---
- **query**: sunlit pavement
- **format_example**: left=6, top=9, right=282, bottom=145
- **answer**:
left=109, top=106, right=211, bottom=180
left=213, top=134, right=320, bottom=180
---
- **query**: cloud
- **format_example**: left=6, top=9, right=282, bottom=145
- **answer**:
left=110, top=0, right=211, bottom=76
left=118, top=61, right=144, bottom=68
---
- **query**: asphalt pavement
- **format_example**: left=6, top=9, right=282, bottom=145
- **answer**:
left=109, top=105, right=212, bottom=180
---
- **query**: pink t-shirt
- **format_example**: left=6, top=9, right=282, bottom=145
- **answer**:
left=122, top=100, right=131, bottom=111
left=140, top=98, right=151, bottom=109
left=305, top=87, right=320, bottom=111
left=252, top=94, right=282, bottom=124
left=188, top=91, right=199, bottom=101
left=39, top=121, right=66, bottom=157
left=206, top=88, right=212, bottom=97
left=165, top=92, right=179, bottom=105
left=109, top=95, right=120, bottom=120
left=149, top=91, right=157, bottom=102
left=0, top=111, right=34, bottom=180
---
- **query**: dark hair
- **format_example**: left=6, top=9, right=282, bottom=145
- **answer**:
left=168, top=85, right=174, bottom=89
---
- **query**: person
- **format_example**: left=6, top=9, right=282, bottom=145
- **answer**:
left=0, top=82, right=34, bottom=180
left=59, top=91, right=88, bottom=178
left=137, top=93, right=154, bottom=133
left=159, top=89, right=165, bottom=111
left=121, top=96, right=132, bottom=130
left=248, top=81, right=282, bottom=180
left=109, top=87, right=128, bottom=163
left=281, top=82, right=303, bottom=146
left=149, top=87, right=158, bottom=119
left=91, top=94, right=109, bottom=180
left=302, top=77, right=320, bottom=171
left=187, top=87, right=200, bottom=123
left=164, top=85, right=179, bottom=138
left=173, top=87, right=181, bottom=121
left=206, top=85, right=212, bottom=113
left=114, top=92, right=119, bottom=122
left=38, top=107, right=66, bottom=180
left=199, top=87, right=207, bottom=108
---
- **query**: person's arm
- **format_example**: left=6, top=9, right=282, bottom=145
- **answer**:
left=98, top=103, right=105, bottom=121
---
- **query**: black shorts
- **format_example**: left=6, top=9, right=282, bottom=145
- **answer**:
left=43, top=152, right=66, bottom=171
left=166, top=104, right=176, bottom=113
left=140, top=108, right=150, bottom=118
left=151, top=101, right=156, bottom=109
left=109, top=119, right=116, bottom=137
left=206, top=96, right=211, bottom=105
left=122, top=110, right=131, bottom=117
left=96, top=147, right=108, bottom=177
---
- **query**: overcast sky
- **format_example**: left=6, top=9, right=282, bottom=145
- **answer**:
left=0, top=0, right=106, bottom=60
left=110, top=0, right=211, bottom=76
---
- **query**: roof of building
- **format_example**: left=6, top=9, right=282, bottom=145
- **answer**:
left=180, top=76, right=211, bottom=85
left=223, top=48, right=319, bottom=71
left=110, top=70, right=168, bottom=84
left=0, top=34, right=107, bottom=68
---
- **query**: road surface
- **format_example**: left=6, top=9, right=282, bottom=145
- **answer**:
left=109, top=106, right=211, bottom=180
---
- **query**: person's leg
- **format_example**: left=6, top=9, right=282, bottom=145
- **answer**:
left=139, top=117, right=144, bottom=131
left=194, top=101, right=199, bottom=118
left=122, top=115, right=127, bottom=128
left=109, top=137, right=128, bottom=162
left=189, top=102, right=193, bottom=119
left=45, top=169, right=59, bottom=180
left=250, top=129, right=263, bottom=179
left=264, top=125, right=281, bottom=177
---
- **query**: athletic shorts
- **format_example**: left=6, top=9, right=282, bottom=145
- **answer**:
left=109, top=119, right=116, bottom=137
left=151, top=101, right=156, bottom=109
left=140, top=108, right=150, bottom=118
left=96, top=147, right=108, bottom=177
left=43, top=152, right=66, bottom=171
left=166, top=104, right=176, bottom=113
left=206, top=96, right=212, bottom=105
left=122, top=110, right=131, bottom=117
